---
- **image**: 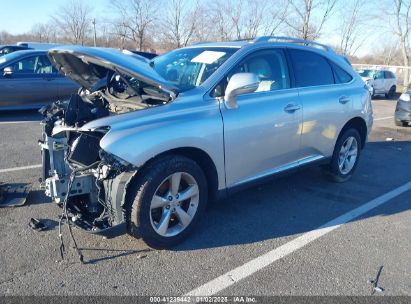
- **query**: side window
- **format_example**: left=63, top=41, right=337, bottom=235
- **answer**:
left=330, top=62, right=353, bottom=84
left=384, top=71, right=390, bottom=79
left=10, top=56, right=37, bottom=74
left=212, top=49, right=290, bottom=97
left=289, top=49, right=334, bottom=87
left=10, top=55, right=55, bottom=75
left=374, top=71, right=384, bottom=79
left=35, top=55, right=55, bottom=74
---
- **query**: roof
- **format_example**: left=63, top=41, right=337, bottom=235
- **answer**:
left=186, top=41, right=248, bottom=49
left=189, top=36, right=334, bottom=54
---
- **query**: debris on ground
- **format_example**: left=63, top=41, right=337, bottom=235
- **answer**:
left=29, top=218, right=48, bottom=231
left=385, top=137, right=394, bottom=141
left=368, top=266, right=385, bottom=295
left=0, top=183, right=32, bottom=207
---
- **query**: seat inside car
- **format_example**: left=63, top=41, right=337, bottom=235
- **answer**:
left=248, top=57, right=281, bottom=91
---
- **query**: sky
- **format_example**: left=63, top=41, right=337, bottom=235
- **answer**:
left=0, top=0, right=108, bottom=34
left=0, top=0, right=384, bottom=57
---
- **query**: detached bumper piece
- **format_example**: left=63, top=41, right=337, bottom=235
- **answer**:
left=0, top=183, right=32, bottom=208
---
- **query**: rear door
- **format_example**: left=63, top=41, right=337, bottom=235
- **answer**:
left=288, top=48, right=355, bottom=160
left=0, top=54, right=59, bottom=108
left=372, top=70, right=385, bottom=93
left=384, top=71, right=396, bottom=91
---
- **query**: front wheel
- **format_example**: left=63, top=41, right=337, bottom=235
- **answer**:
left=326, top=128, right=361, bottom=183
left=126, top=155, right=208, bottom=249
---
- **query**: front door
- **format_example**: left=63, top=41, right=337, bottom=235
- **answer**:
left=220, top=48, right=302, bottom=187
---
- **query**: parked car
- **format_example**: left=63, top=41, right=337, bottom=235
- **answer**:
left=358, top=69, right=397, bottom=99
left=0, top=50, right=79, bottom=110
left=39, top=37, right=372, bottom=248
left=0, top=44, right=32, bottom=56
left=395, top=91, right=411, bottom=126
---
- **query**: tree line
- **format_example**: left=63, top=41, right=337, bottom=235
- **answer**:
left=1, top=0, right=411, bottom=72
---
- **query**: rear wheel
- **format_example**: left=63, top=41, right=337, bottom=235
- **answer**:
left=326, top=128, right=361, bottom=183
left=385, top=86, right=396, bottom=99
left=395, top=119, right=408, bottom=127
left=126, top=155, right=207, bottom=249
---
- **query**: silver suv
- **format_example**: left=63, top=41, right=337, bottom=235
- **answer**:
left=40, top=37, right=373, bottom=248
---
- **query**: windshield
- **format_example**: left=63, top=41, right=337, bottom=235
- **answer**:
left=151, top=47, right=238, bottom=92
left=358, top=69, right=377, bottom=78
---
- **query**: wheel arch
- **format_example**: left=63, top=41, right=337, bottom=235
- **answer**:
left=339, top=117, right=367, bottom=149
left=134, top=147, right=220, bottom=201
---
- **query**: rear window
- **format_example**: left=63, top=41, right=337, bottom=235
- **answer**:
left=289, top=49, right=334, bottom=87
left=330, top=62, right=353, bottom=84
left=386, top=71, right=395, bottom=79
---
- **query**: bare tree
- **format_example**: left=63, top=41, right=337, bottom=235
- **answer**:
left=30, top=22, right=57, bottom=43
left=161, top=0, right=200, bottom=49
left=285, top=0, right=338, bottom=40
left=52, top=0, right=92, bottom=45
left=112, top=0, right=157, bottom=51
left=262, top=0, right=289, bottom=36
left=338, top=0, right=366, bottom=56
left=390, top=0, right=411, bottom=86
left=207, top=0, right=236, bottom=41
left=207, top=0, right=283, bottom=41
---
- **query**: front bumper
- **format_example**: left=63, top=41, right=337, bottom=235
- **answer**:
left=39, top=122, right=135, bottom=238
left=395, top=101, right=411, bottom=122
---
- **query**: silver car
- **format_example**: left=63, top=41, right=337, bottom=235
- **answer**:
left=0, top=50, right=79, bottom=109
left=40, top=37, right=373, bottom=249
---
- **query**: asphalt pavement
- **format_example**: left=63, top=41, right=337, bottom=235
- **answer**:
left=0, top=98, right=410, bottom=297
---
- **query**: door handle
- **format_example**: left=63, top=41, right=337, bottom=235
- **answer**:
left=339, top=96, right=350, bottom=104
left=284, top=104, right=301, bottom=113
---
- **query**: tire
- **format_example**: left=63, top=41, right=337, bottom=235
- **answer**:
left=385, top=86, right=396, bottom=99
left=326, top=128, right=362, bottom=183
left=371, top=87, right=375, bottom=99
left=395, top=119, right=408, bottom=127
left=126, top=155, right=208, bottom=249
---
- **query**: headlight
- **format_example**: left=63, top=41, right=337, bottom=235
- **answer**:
left=399, top=93, right=411, bottom=102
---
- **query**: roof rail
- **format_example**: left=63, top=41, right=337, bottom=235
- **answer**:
left=253, top=36, right=333, bottom=52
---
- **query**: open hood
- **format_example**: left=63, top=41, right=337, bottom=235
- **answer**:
left=48, top=46, right=178, bottom=97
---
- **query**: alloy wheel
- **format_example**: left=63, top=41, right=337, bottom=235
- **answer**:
left=149, top=172, right=199, bottom=237
left=338, top=136, right=358, bottom=175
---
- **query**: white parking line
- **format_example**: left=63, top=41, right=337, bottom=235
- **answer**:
left=0, top=121, right=39, bottom=125
left=185, top=180, right=411, bottom=296
left=0, top=164, right=42, bottom=173
left=374, top=116, right=394, bottom=121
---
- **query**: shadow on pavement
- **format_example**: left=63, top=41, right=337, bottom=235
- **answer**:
left=175, top=140, right=411, bottom=251
left=0, top=109, right=42, bottom=122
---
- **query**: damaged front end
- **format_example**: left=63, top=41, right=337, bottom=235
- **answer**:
left=38, top=47, right=178, bottom=237
left=39, top=95, right=137, bottom=237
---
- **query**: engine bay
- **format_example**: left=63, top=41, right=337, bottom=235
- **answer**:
left=38, top=69, right=171, bottom=239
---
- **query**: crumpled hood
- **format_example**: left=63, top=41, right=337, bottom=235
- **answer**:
left=48, top=46, right=178, bottom=96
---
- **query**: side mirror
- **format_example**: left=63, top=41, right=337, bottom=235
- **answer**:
left=3, top=67, right=12, bottom=77
left=224, top=73, right=259, bottom=109
left=373, top=74, right=377, bottom=80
